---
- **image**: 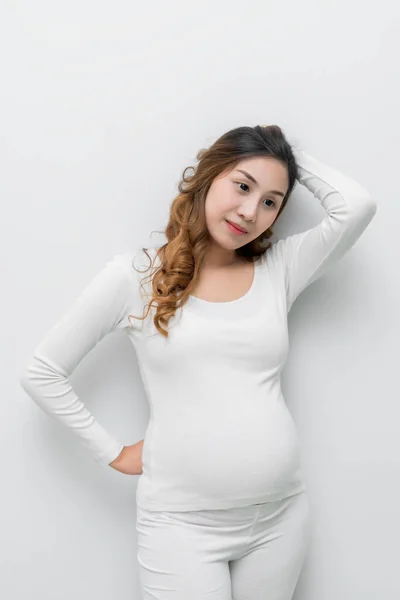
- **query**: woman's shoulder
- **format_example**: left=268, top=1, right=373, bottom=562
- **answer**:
left=109, top=247, right=161, bottom=292
left=111, top=246, right=159, bottom=269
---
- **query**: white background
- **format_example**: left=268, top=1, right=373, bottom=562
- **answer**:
left=3, top=1, right=399, bottom=598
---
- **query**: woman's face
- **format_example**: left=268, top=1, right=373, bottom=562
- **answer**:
left=205, top=156, right=289, bottom=252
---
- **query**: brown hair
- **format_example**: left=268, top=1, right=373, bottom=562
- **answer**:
left=128, top=124, right=299, bottom=338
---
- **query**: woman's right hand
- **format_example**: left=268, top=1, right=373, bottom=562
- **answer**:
left=109, top=440, right=144, bottom=475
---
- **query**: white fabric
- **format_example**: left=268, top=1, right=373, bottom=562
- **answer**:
left=20, top=149, right=378, bottom=511
left=136, top=490, right=311, bottom=600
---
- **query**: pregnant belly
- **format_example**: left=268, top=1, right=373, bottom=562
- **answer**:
left=144, top=397, right=303, bottom=501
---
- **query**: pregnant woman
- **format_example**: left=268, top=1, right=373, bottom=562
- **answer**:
left=20, top=124, right=378, bottom=599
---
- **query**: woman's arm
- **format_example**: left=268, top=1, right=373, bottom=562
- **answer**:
left=274, top=149, right=378, bottom=311
left=19, top=253, right=140, bottom=467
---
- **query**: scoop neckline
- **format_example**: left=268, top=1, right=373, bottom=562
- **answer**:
left=188, top=255, right=263, bottom=306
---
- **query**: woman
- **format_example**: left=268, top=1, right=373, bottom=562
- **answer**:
left=20, top=125, right=378, bottom=599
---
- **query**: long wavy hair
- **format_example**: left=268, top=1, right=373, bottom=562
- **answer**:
left=128, top=124, right=299, bottom=338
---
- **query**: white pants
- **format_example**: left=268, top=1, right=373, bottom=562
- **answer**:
left=135, top=490, right=311, bottom=600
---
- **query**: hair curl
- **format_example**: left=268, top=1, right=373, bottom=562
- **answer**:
left=128, top=124, right=299, bottom=338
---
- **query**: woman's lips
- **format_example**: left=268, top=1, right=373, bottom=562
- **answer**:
left=226, top=220, right=247, bottom=234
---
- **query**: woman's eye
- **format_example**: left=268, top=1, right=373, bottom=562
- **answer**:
left=237, top=182, right=249, bottom=193
left=264, top=198, right=275, bottom=208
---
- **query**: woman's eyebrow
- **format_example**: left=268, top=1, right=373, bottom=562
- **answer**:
left=236, top=169, right=285, bottom=198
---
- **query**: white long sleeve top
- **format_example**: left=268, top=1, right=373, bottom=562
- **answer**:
left=20, top=149, right=378, bottom=511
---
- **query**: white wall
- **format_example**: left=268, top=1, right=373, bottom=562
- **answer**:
left=3, top=1, right=399, bottom=598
